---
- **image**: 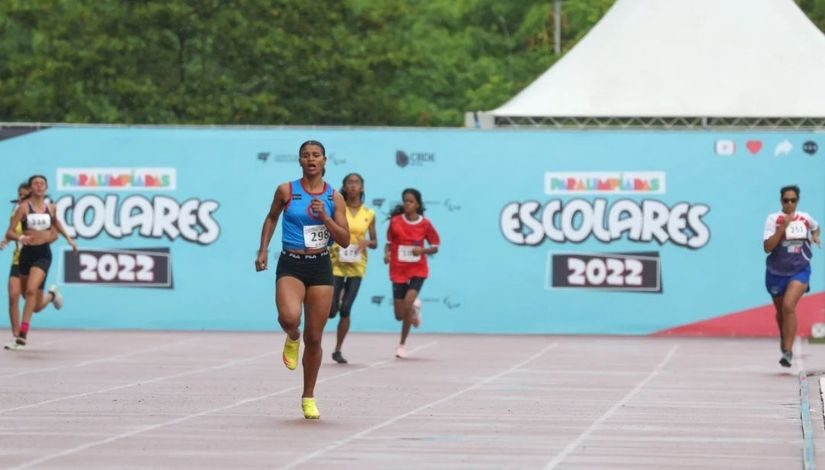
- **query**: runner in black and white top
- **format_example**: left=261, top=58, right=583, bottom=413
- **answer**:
left=3, top=175, right=77, bottom=350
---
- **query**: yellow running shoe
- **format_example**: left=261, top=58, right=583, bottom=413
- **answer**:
left=302, top=397, right=320, bottom=419
left=283, top=336, right=300, bottom=370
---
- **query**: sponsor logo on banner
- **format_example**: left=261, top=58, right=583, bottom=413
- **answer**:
left=774, top=140, right=792, bottom=157
left=745, top=140, right=763, bottom=155
left=442, top=296, right=461, bottom=309
left=63, top=247, right=172, bottom=288
left=370, top=294, right=460, bottom=309
left=257, top=151, right=344, bottom=165
left=257, top=152, right=297, bottom=163
left=714, top=140, right=735, bottom=156
left=544, top=172, right=665, bottom=194
left=58, top=168, right=176, bottom=191
left=425, top=199, right=462, bottom=213
left=803, top=141, right=818, bottom=155
left=395, top=150, right=435, bottom=168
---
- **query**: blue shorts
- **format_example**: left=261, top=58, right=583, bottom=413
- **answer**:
left=765, top=266, right=811, bottom=297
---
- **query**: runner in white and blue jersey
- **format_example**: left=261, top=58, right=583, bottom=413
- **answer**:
left=255, top=140, right=350, bottom=419
left=763, top=185, right=821, bottom=367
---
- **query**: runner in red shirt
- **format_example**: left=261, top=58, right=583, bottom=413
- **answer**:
left=383, top=188, right=440, bottom=359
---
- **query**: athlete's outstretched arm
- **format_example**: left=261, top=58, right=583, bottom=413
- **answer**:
left=1, top=211, right=15, bottom=244
left=383, top=221, right=393, bottom=264
left=364, top=216, right=378, bottom=251
left=4, top=205, right=26, bottom=244
left=0, top=210, right=12, bottom=248
left=256, top=184, right=289, bottom=271
left=50, top=203, right=77, bottom=251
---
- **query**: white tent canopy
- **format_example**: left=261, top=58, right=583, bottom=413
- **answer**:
left=483, top=0, right=825, bottom=128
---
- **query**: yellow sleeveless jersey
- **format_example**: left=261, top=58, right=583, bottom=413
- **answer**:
left=330, top=205, right=375, bottom=278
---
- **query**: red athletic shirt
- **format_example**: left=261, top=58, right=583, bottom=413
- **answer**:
left=386, top=214, right=440, bottom=283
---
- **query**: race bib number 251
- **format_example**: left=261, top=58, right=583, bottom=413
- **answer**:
left=786, top=220, right=808, bottom=240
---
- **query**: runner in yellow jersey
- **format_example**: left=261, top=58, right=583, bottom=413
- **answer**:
left=0, top=182, right=30, bottom=339
left=328, top=173, right=377, bottom=364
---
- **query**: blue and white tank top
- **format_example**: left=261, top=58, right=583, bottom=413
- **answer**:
left=282, top=180, right=335, bottom=250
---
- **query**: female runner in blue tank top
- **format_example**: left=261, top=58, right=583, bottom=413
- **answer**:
left=256, top=140, right=350, bottom=419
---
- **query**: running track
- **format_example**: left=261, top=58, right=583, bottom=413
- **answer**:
left=1, top=331, right=823, bottom=469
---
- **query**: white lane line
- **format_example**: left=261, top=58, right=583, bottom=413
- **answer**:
left=278, top=341, right=559, bottom=470
left=8, top=341, right=438, bottom=470
left=820, top=376, right=825, bottom=434
left=0, top=339, right=197, bottom=379
left=544, top=344, right=679, bottom=470
left=0, top=350, right=278, bottom=415
left=795, top=340, right=815, bottom=470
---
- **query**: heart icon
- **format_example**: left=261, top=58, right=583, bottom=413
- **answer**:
left=746, top=140, right=763, bottom=154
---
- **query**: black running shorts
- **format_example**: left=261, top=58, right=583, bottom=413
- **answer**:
left=276, top=249, right=333, bottom=287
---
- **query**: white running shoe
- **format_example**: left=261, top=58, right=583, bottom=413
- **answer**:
left=411, top=298, right=422, bottom=328
left=395, top=344, right=407, bottom=359
left=49, top=285, right=63, bottom=310
left=4, top=339, right=25, bottom=350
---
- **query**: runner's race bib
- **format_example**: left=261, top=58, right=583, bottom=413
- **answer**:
left=338, top=245, right=362, bottom=263
left=398, top=245, right=421, bottom=263
left=303, top=224, right=330, bottom=248
left=785, top=220, right=808, bottom=240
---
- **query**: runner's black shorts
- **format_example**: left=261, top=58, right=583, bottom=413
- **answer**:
left=392, top=277, right=425, bottom=300
left=276, top=249, right=333, bottom=287
left=18, top=244, right=51, bottom=289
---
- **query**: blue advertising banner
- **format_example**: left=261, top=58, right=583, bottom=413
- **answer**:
left=0, top=127, right=822, bottom=334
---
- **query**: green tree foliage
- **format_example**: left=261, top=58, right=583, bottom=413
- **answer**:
left=797, top=0, right=825, bottom=33
left=0, top=0, right=820, bottom=126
